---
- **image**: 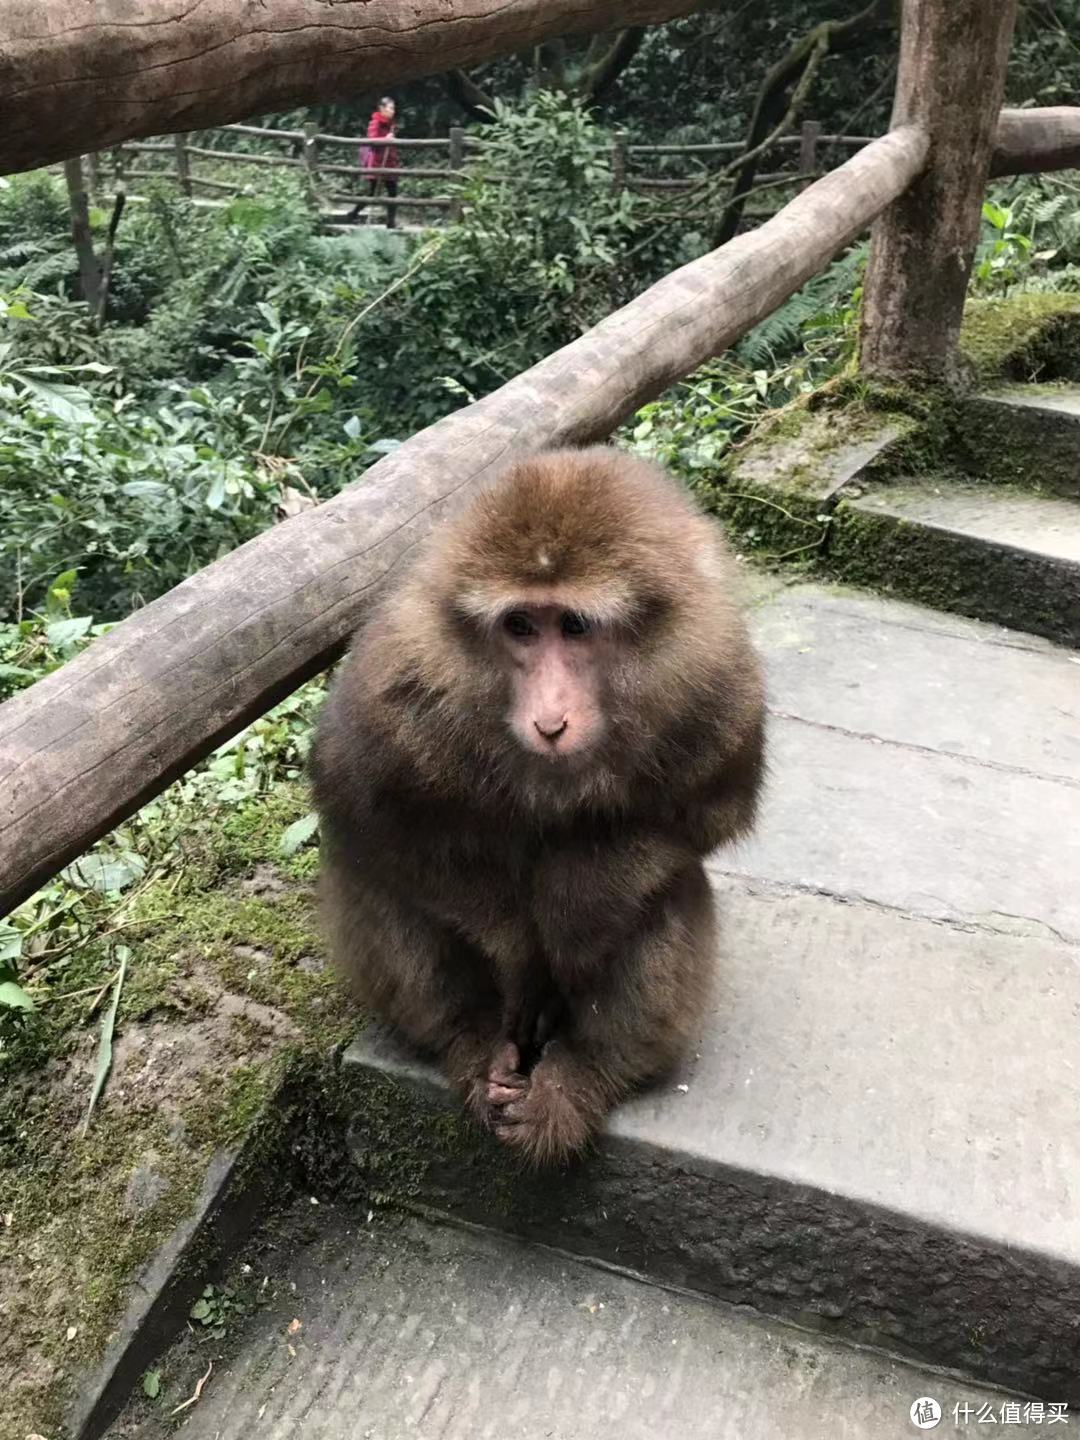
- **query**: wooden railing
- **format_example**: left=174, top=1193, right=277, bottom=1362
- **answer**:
left=83, top=119, right=874, bottom=228
left=2, top=0, right=1080, bottom=915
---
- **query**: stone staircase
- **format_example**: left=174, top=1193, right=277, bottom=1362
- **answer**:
left=105, top=365, right=1080, bottom=1437
left=832, top=385, right=1080, bottom=646
left=724, top=380, right=1080, bottom=649
left=157, top=1202, right=1020, bottom=1440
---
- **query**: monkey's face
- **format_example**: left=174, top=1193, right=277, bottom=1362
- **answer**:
left=497, top=602, right=606, bottom=760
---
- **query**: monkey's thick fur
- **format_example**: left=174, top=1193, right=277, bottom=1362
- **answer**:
left=311, top=447, right=765, bottom=1164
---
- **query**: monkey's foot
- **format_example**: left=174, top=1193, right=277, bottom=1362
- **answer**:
left=488, top=1053, right=594, bottom=1166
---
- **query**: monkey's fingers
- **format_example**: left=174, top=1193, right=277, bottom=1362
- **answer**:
left=487, top=1039, right=522, bottom=1083
left=491, top=1096, right=531, bottom=1127
left=486, top=1078, right=528, bottom=1106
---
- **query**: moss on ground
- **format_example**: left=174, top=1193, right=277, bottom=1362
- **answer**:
left=959, top=292, right=1080, bottom=383
left=0, top=779, right=355, bottom=1440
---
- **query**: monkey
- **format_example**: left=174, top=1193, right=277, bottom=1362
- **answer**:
left=310, top=446, right=765, bottom=1165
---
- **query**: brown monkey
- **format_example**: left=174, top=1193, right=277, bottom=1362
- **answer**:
left=311, top=447, right=765, bottom=1165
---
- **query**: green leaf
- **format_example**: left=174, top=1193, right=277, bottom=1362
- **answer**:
left=45, top=615, right=93, bottom=650
left=120, top=480, right=170, bottom=499
left=190, top=1298, right=212, bottom=1321
left=280, top=812, right=318, bottom=856
left=0, top=980, right=35, bottom=1013
left=343, top=414, right=362, bottom=441
left=61, top=853, right=146, bottom=893
left=142, top=1369, right=161, bottom=1400
left=982, top=200, right=1009, bottom=231
left=0, top=923, right=25, bottom=966
left=81, top=949, right=128, bottom=1137
left=18, top=375, right=97, bottom=425
left=68, top=361, right=115, bottom=375
left=205, top=472, right=226, bottom=510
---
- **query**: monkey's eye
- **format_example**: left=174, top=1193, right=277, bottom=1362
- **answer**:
left=560, top=611, right=591, bottom=638
left=504, top=611, right=537, bottom=639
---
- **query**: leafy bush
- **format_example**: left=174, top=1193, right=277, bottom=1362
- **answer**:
left=972, top=174, right=1080, bottom=297
left=354, top=93, right=659, bottom=430
left=0, top=315, right=289, bottom=617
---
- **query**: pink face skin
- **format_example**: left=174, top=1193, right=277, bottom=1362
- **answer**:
left=499, top=604, right=605, bottom=758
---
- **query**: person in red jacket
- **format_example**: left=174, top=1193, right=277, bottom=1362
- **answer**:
left=356, top=96, right=400, bottom=227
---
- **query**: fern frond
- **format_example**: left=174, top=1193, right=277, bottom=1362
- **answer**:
left=736, top=243, right=866, bottom=366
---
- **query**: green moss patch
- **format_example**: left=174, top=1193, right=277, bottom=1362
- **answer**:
left=699, top=390, right=924, bottom=565
left=0, top=780, right=355, bottom=1440
left=828, top=493, right=1080, bottom=645
left=954, top=389, right=1080, bottom=499
left=959, top=293, right=1080, bottom=384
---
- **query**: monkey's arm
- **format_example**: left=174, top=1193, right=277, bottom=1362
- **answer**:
left=668, top=715, right=766, bottom=857
left=491, top=863, right=715, bottom=1163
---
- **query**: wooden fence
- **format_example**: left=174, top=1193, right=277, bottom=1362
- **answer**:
left=2, top=0, right=1080, bottom=914
left=83, top=119, right=874, bottom=229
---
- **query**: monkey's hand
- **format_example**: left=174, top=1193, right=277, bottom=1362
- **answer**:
left=487, top=1044, right=600, bottom=1166
left=484, top=1040, right=530, bottom=1109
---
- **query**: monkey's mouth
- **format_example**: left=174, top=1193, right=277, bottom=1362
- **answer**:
left=517, top=733, right=597, bottom=766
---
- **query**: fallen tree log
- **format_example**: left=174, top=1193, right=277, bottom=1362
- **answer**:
left=0, top=125, right=928, bottom=915
left=0, top=0, right=700, bottom=175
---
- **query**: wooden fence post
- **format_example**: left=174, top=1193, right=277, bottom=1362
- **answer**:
left=448, top=125, right=465, bottom=221
left=859, top=0, right=1020, bottom=381
left=612, top=129, right=628, bottom=197
left=798, top=120, right=820, bottom=186
left=173, top=133, right=192, bottom=197
left=301, top=120, right=321, bottom=208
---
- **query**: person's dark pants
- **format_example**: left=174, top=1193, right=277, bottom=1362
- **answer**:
left=348, top=174, right=398, bottom=228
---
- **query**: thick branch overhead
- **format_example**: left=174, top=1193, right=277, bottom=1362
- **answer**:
left=0, top=0, right=701, bottom=174
left=0, top=128, right=928, bottom=914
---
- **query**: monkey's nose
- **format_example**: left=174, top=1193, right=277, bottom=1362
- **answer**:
left=534, top=717, right=569, bottom=743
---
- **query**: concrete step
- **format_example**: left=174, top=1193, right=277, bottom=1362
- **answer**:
left=830, top=480, right=1080, bottom=645
left=959, top=383, right=1080, bottom=499
left=135, top=1204, right=1027, bottom=1440
left=340, top=582, right=1080, bottom=1403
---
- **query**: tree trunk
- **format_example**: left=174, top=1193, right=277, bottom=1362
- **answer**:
left=446, top=68, right=498, bottom=124
left=0, top=0, right=701, bottom=174
left=859, top=0, right=1020, bottom=380
left=62, top=157, right=103, bottom=314
left=580, top=28, right=647, bottom=101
